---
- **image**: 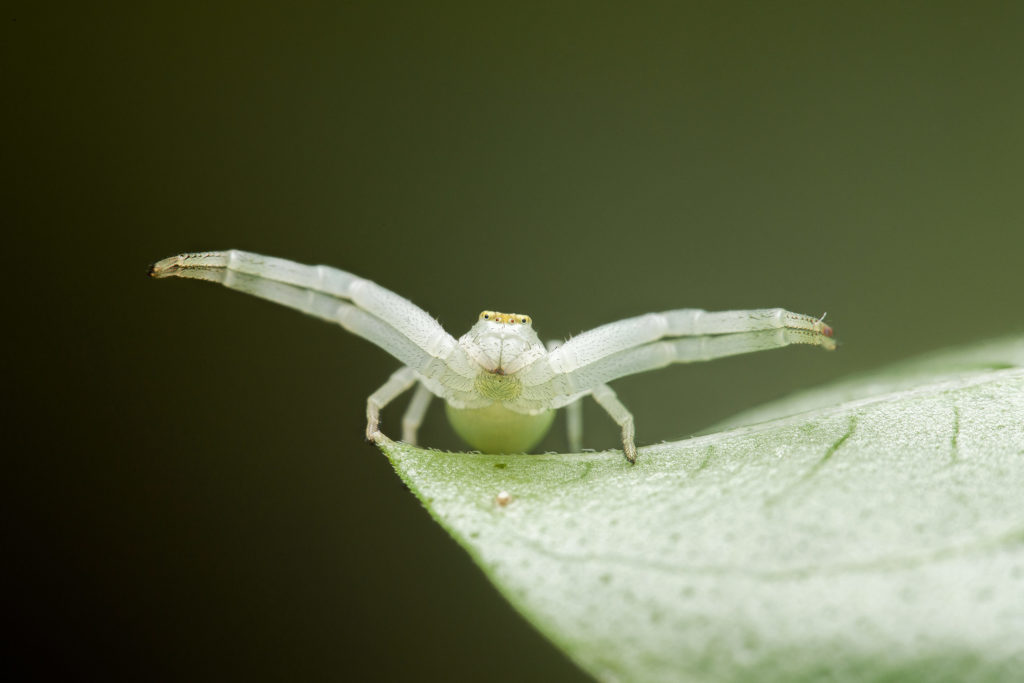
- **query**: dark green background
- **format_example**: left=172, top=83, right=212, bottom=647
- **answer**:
left=8, top=3, right=1024, bottom=680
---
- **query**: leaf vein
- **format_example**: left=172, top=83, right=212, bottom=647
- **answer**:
left=764, top=415, right=857, bottom=507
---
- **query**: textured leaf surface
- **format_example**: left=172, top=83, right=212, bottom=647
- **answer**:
left=379, top=337, right=1024, bottom=682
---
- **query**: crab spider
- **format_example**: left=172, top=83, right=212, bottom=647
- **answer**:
left=150, top=250, right=835, bottom=463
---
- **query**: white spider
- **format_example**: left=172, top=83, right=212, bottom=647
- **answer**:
left=151, top=250, right=835, bottom=462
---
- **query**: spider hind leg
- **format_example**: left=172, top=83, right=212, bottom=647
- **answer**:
left=591, top=384, right=637, bottom=464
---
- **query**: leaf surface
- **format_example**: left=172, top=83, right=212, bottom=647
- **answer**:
left=379, top=337, right=1024, bottom=682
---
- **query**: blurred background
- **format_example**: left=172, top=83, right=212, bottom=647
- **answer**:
left=7, top=2, right=1023, bottom=680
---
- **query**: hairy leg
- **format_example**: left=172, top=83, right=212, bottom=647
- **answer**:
left=366, top=367, right=418, bottom=442
left=591, top=384, right=637, bottom=464
left=542, top=308, right=833, bottom=377
left=151, top=250, right=470, bottom=378
left=536, top=327, right=834, bottom=408
left=401, top=383, right=433, bottom=445
left=566, top=399, right=583, bottom=452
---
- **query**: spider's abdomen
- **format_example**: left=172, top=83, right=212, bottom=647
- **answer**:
left=445, top=402, right=556, bottom=454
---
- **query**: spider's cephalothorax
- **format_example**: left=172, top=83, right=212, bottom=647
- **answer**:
left=151, top=250, right=836, bottom=462
left=461, top=310, right=545, bottom=375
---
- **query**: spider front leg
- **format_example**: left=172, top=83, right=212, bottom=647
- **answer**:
left=591, top=384, right=637, bottom=464
left=544, top=308, right=834, bottom=377
left=366, top=367, right=418, bottom=443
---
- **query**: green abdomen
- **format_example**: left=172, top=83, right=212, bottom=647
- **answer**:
left=445, top=402, right=555, bottom=454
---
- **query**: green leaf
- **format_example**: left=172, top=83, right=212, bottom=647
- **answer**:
left=378, top=337, right=1024, bottom=682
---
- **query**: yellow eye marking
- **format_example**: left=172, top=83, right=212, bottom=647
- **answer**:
left=478, top=311, right=532, bottom=325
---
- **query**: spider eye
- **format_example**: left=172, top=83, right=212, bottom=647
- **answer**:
left=520, top=317, right=528, bottom=323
